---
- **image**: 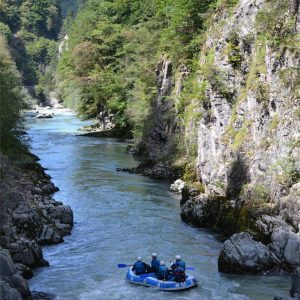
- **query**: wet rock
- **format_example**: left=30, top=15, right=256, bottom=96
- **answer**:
left=116, top=167, right=135, bottom=173
left=116, top=161, right=174, bottom=179
left=40, top=183, right=59, bottom=195
left=38, top=225, right=63, bottom=245
left=7, top=239, right=48, bottom=267
left=0, top=282, right=22, bottom=300
left=140, top=162, right=173, bottom=179
left=218, top=232, right=276, bottom=274
left=48, top=205, right=73, bottom=228
left=15, top=263, right=33, bottom=279
left=36, top=113, right=53, bottom=119
left=31, top=291, right=56, bottom=300
left=0, top=247, right=31, bottom=299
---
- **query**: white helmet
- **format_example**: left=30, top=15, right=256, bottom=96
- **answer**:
left=176, top=255, right=181, bottom=260
left=137, top=256, right=142, bottom=261
left=160, top=261, right=165, bottom=265
left=152, top=253, right=157, bottom=257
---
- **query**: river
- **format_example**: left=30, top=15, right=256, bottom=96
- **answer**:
left=26, top=113, right=290, bottom=300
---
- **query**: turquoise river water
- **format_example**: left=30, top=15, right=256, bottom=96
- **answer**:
left=26, top=113, right=290, bottom=300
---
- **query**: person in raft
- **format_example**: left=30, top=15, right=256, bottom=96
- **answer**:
left=170, top=255, right=186, bottom=282
left=172, top=255, right=186, bottom=268
left=132, top=257, right=149, bottom=275
left=157, top=261, right=170, bottom=280
left=150, top=253, right=160, bottom=274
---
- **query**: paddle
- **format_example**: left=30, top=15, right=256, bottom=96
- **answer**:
left=117, top=264, right=133, bottom=268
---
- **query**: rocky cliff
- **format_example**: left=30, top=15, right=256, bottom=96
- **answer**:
left=180, top=0, right=300, bottom=274
left=0, top=150, right=73, bottom=299
left=140, top=0, right=300, bottom=274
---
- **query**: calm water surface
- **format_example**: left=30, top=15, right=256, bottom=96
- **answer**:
left=26, top=114, right=290, bottom=300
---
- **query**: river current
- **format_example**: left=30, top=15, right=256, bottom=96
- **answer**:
left=27, top=113, right=290, bottom=300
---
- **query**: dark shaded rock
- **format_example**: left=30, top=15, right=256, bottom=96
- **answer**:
left=37, top=225, right=63, bottom=245
left=290, top=267, right=300, bottom=298
left=218, top=232, right=277, bottom=274
left=0, top=248, right=31, bottom=299
left=15, top=263, right=33, bottom=279
left=40, top=183, right=59, bottom=195
left=116, top=167, right=135, bottom=173
left=31, top=291, right=56, bottom=300
left=0, top=282, right=22, bottom=300
left=0, top=139, right=74, bottom=299
left=0, top=248, right=17, bottom=276
left=9, top=273, right=31, bottom=298
left=36, top=113, right=53, bottom=119
left=116, top=160, right=175, bottom=179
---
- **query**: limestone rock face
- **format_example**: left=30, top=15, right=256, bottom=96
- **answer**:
left=178, top=0, right=300, bottom=274
left=142, top=58, right=190, bottom=162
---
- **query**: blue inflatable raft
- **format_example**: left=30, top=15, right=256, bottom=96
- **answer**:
left=126, top=267, right=198, bottom=291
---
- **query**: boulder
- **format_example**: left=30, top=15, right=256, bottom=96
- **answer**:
left=15, top=263, right=33, bottom=279
left=0, top=282, right=22, bottom=300
left=31, top=291, right=56, bottom=300
left=218, top=232, right=276, bottom=274
left=36, top=113, right=53, bottom=119
left=38, top=225, right=63, bottom=245
left=0, top=247, right=31, bottom=299
left=48, top=205, right=73, bottom=226
left=0, top=248, right=17, bottom=276
left=7, top=239, right=48, bottom=267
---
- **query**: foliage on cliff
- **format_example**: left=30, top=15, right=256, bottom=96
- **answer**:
left=0, top=36, right=26, bottom=152
left=56, top=0, right=217, bottom=135
left=0, top=0, right=60, bottom=81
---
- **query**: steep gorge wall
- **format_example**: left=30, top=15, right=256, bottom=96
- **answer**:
left=179, top=0, right=300, bottom=273
left=141, top=0, right=300, bottom=274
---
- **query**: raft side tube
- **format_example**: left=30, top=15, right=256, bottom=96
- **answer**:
left=126, top=267, right=198, bottom=291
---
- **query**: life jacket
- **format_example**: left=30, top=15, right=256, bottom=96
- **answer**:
left=157, top=265, right=168, bottom=279
left=173, top=267, right=186, bottom=282
left=175, top=259, right=186, bottom=268
left=133, top=261, right=145, bottom=275
left=151, top=259, right=160, bottom=272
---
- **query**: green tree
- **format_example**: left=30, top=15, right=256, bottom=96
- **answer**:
left=0, top=35, right=26, bottom=150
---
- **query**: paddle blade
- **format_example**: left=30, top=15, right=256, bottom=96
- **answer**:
left=117, top=264, right=128, bottom=268
left=185, top=267, right=195, bottom=271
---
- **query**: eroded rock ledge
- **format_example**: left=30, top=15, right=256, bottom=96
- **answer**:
left=180, top=184, right=300, bottom=274
left=0, top=151, right=73, bottom=299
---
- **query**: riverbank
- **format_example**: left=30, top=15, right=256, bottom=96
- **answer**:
left=0, top=147, right=73, bottom=299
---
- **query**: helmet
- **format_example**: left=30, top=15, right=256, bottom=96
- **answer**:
left=152, top=253, right=157, bottom=257
left=160, top=261, right=165, bottom=265
left=175, top=255, right=181, bottom=260
left=137, top=256, right=142, bottom=261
